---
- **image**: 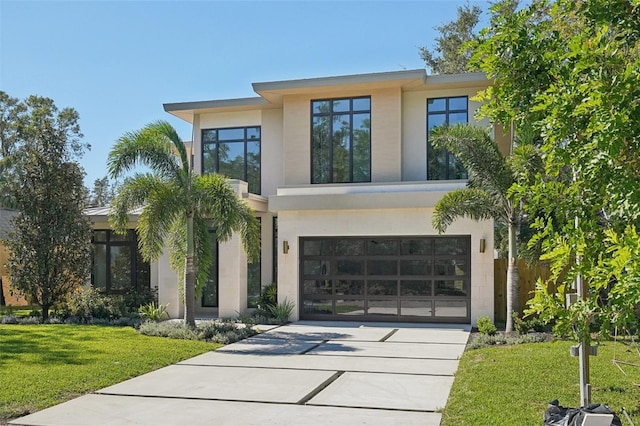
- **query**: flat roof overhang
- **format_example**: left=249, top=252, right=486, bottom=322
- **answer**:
left=163, top=97, right=280, bottom=123
left=163, top=70, right=489, bottom=123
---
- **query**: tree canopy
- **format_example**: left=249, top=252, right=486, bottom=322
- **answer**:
left=419, top=2, right=482, bottom=74
left=471, top=0, right=640, bottom=340
left=3, top=95, right=91, bottom=322
left=108, top=120, right=260, bottom=327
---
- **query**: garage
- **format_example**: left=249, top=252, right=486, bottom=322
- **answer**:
left=299, top=236, right=471, bottom=323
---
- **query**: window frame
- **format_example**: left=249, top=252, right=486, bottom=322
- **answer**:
left=310, top=96, right=371, bottom=184
left=201, top=126, right=261, bottom=194
left=91, top=229, right=150, bottom=295
left=426, top=96, right=469, bottom=180
left=201, top=231, right=219, bottom=308
left=247, top=218, right=262, bottom=308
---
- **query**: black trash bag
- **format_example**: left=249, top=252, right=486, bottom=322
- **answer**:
left=543, top=400, right=622, bottom=426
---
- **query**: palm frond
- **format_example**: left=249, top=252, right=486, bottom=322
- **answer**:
left=109, top=173, right=161, bottom=233
left=192, top=173, right=260, bottom=261
left=107, top=120, right=186, bottom=183
left=432, top=188, right=505, bottom=233
left=431, top=123, right=513, bottom=194
left=193, top=216, right=214, bottom=295
left=125, top=179, right=185, bottom=260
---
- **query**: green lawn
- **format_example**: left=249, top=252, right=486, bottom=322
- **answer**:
left=0, top=324, right=216, bottom=420
left=442, top=339, right=640, bottom=425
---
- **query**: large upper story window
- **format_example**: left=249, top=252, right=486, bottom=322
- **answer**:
left=202, top=126, right=261, bottom=194
left=427, top=96, right=468, bottom=180
left=311, top=97, right=371, bottom=184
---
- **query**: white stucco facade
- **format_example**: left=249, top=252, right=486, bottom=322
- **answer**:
left=87, top=69, right=501, bottom=324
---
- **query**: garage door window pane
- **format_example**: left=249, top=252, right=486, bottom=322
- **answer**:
left=368, top=280, right=398, bottom=296
left=368, top=239, right=397, bottom=255
left=368, top=300, right=398, bottom=316
left=367, top=260, right=397, bottom=275
left=336, top=299, right=364, bottom=315
left=401, top=280, right=432, bottom=296
left=401, top=239, right=432, bottom=255
left=434, top=239, right=468, bottom=255
left=336, top=239, right=365, bottom=256
left=304, top=239, right=334, bottom=256
left=303, top=280, right=332, bottom=295
left=435, top=280, right=467, bottom=296
left=337, top=260, right=364, bottom=275
left=434, top=260, right=467, bottom=276
left=304, top=260, right=331, bottom=276
left=401, top=300, right=432, bottom=317
left=335, top=279, right=364, bottom=295
left=400, top=259, right=431, bottom=275
left=303, top=300, right=333, bottom=315
left=435, top=300, right=467, bottom=317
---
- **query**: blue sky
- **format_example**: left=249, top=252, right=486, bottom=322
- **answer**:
left=1, top=0, right=490, bottom=187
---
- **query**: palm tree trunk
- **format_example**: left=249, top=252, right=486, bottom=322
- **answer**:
left=184, top=214, right=196, bottom=328
left=505, top=222, right=519, bottom=332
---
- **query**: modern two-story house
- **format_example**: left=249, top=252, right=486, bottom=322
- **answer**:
left=89, top=69, right=509, bottom=324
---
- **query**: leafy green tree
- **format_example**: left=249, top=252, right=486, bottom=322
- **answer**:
left=108, top=121, right=260, bottom=327
left=472, top=0, right=640, bottom=340
left=5, top=96, right=91, bottom=322
left=431, top=123, right=541, bottom=332
left=0, top=91, right=28, bottom=208
left=419, top=2, right=482, bottom=74
left=88, top=176, right=117, bottom=207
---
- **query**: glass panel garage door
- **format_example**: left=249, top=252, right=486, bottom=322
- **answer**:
left=299, top=236, right=470, bottom=323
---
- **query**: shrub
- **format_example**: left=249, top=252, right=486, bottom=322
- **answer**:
left=138, top=321, right=198, bottom=340
left=138, top=302, right=169, bottom=322
left=59, top=286, right=156, bottom=323
left=477, top=316, right=497, bottom=336
left=0, top=314, right=18, bottom=324
left=256, top=282, right=278, bottom=317
left=267, top=299, right=295, bottom=324
left=138, top=319, right=257, bottom=343
left=197, top=321, right=255, bottom=343
left=513, top=312, right=552, bottom=335
left=467, top=332, right=548, bottom=350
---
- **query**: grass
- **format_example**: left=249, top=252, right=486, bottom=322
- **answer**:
left=0, top=324, right=217, bottom=421
left=441, top=339, right=640, bottom=425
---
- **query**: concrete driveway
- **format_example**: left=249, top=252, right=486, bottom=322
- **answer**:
left=11, top=321, right=470, bottom=426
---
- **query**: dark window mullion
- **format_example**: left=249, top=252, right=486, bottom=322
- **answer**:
left=349, top=110, right=354, bottom=182
left=329, top=109, right=335, bottom=183
left=243, top=128, right=248, bottom=183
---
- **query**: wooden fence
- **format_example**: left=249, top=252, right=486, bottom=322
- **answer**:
left=493, top=259, right=558, bottom=322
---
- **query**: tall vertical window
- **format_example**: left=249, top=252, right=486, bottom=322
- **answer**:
left=202, top=231, right=218, bottom=307
left=91, top=230, right=150, bottom=294
left=272, top=216, right=278, bottom=284
left=311, top=97, right=371, bottom=184
left=427, top=96, right=468, bottom=180
left=247, top=218, right=262, bottom=308
left=202, top=126, right=261, bottom=194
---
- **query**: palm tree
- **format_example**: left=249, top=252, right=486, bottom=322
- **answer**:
left=107, top=121, right=260, bottom=328
left=431, top=123, right=540, bottom=332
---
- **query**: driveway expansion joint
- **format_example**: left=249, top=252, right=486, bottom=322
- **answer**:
left=379, top=328, right=399, bottom=342
left=297, top=371, right=344, bottom=405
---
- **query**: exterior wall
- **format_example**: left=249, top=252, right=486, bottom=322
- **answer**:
left=0, top=243, right=28, bottom=306
left=277, top=207, right=494, bottom=324
left=163, top=71, right=501, bottom=324
left=401, top=86, right=490, bottom=181
left=261, top=109, right=284, bottom=197
left=194, top=109, right=283, bottom=198
left=282, top=87, right=404, bottom=185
